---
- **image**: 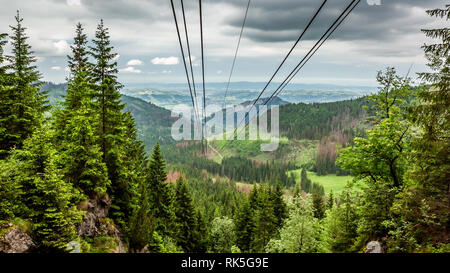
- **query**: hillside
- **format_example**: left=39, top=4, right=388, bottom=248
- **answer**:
left=43, top=83, right=175, bottom=150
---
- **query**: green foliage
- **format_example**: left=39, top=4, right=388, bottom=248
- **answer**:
left=266, top=196, right=324, bottom=253
left=279, top=97, right=368, bottom=140
left=147, top=143, right=174, bottom=235
left=337, top=67, right=413, bottom=243
left=9, top=126, right=82, bottom=251
left=127, top=182, right=153, bottom=252
left=0, top=11, right=48, bottom=158
left=0, top=157, right=24, bottom=221
left=322, top=189, right=359, bottom=252
left=209, top=217, right=236, bottom=253
left=234, top=199, right=254, bottom=252
left=312, top=187, right=325, bottom=219
left=173, top=177, right=201, bottom=252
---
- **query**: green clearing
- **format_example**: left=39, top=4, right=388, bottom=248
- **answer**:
left=288, top=169, right=352, bottom=194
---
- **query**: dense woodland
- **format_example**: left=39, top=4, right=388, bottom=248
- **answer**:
left=0, top=4, right=449, bottom=253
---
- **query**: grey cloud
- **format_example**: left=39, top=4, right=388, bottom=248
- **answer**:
left=220, top=0, right=444, bottom=43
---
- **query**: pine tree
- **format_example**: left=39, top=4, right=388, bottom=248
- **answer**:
left=89, top=20, right=138, bottom=225
left=0, top=155, right=24, bottom=221
left=323, top=189, right=359, bottom=252
left=312, top=187, right=325, bottom=219
left=61, top=80, right=110, bottom=196
left=192, top=210, right=208, bottom=253
left=0, top=32, right=7, bottom=72
left=89, top=19, right=123, bottom=162
left=0, top=32, right=12, bottom=159
left=234, top=199, right=254, bottom=253
left=300, top=168, right=312, bottom=193
left=67, top=22, right=90, bottom=77
left=327, top=190, right=334, bottom=210
left=146, top=142, right=174, bottom=235
left=270, top=183, right=287, bottom=229
left=386, top=4, right=450, bottom=250
left=10, top=125, right=82, bottom=252
left=251, top=185, right=277, bottom=252
left=174, top=177, right=197, bottom=252
left=64, top=23, right=91, bottom=112
left=414, top=4, right=449, bottom=221
left=54, top=23, right=109, bottom=197
left=0, top=11, right=48, bottom=157
left=128, top=182, right=154, bottom=253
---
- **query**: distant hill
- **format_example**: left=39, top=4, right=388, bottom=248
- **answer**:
left=121, top=82, right=374, bottom=109
left=42, top=83, right=176, bottom=151
left=122, top=95, right=176, bottom=149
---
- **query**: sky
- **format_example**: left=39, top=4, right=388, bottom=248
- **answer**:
left=0, top=0, right=447, bottom=87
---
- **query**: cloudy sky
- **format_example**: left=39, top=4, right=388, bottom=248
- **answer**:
left=0, top=0, right=446, bottom=87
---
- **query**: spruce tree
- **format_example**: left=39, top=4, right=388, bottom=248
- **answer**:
left=270, top=183, right=287, bottom=229
left=174, top=177, right=197, bottom=252
left=414, top=4, right=449, bottom=212
left=251, top=185, right=277, bottom=252
left=235, top=199, right=254, bottom=253
left=147, top=142, right=174, bottom=235
left=312, top=187, right=325, bottom=219
left=1, top=11, right=48, bottom=157
left=387, top=4, right=450, bottom=250
left=67, top=22, right=90, bottom=77
left=0, top=32, right=11, bottom=159
left=89, top=19, right=123, bottom=162
left=327, top=190, right=334, bottom=210
left=193, top=210, right=208, bottom=253
left=10, top=125, right=82, bottom=252
left=54, top=23, right=109, bottom=197
left=65, top=23, right=91, bottom=111
left=128, top=182, right=154, bottom=253
left=89, top=20, right=137, bottom=225
left=61, top=77, right=110, bottom=196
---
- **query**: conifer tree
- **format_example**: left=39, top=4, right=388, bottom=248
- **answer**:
left=68, top=22, right=90, bottom=77
left=251, top=185, right=277, bottom=252
left=61, top=77, right=110, bottom=196
left=54, top=23, right=109, bottom=197
left=128, top=182, right=154, bottom=253
left=192, top=210, right=208, bottom=253
left=89, top=19, right=123, bottom=162
left=300, top=168, right=312, bottom=193
left=312, top=187, right=325, bottom=219
left=0, top=32, right=11, bottom=159
left=327, top=190, right=334, bottom=210
left=323, top=189, right=359, bottom=252
left=270, top=183, right=287, bottom=229
left=174, top=177, right=197, bottom=252
left=413, top=3, right=449, bottom=222
left=147, top=142, right=174, bottom=235
left=235, top=199, right=254, bottom=253
left=89, top=20, right=139, bottom=225
left=10, top=125, right=82, bottom=251
left=1, top=11, right=48, bottom=156
left=385, top=5, right=450, bottom=251
left=65, top=23, right=91, bottom=111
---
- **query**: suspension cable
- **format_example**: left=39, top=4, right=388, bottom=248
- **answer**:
left=170, top=0, right=200, bottom=124
left=223, top=0, right=252, bottom=109
left=199, top=0, right=207, bottom=155
left=181, top=0, right=199, bottom=114
left=266, top=0, right=361, bottom=106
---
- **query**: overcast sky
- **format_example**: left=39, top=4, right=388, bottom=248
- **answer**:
left=0, top=0, right=446, bottom=86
